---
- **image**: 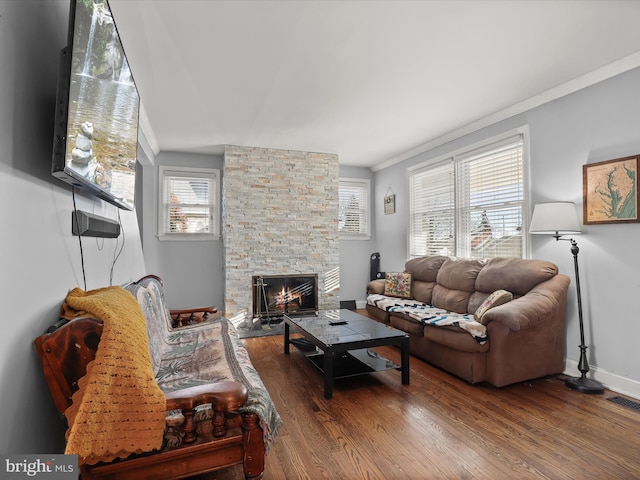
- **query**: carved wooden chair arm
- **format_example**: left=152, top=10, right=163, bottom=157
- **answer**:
left=164, top=381, right=249, bottom=442
left=165, top=381, right=248, bottom=411
left=170, top=306, right=217, bottom=327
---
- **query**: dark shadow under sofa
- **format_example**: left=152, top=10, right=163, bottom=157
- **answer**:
left=366, top=256, right=570, bottom=387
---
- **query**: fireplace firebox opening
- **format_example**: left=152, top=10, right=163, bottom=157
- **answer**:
left=252, top=274, right=318, bottom=320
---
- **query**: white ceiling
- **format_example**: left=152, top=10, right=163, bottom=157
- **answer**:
left=108, top=0, right=640, bottom=170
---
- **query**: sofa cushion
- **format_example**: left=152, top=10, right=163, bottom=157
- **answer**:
left=403, top=256, right=448, bottom=304
left=389, top=314, right=425, bottom=336
left=475, top=257, right=558, bottom=296
left=404, top=256, right=448, bottom=282
left=384, top=272, right=413, bottom=298
left=432, top=258, right=486, bottom=313
left=474, top=289, right=513, bottom=324
left=368, top=294, right=488, bottom=343
left=157, top=317, right=282, bottom=450
left=412, top=281, right=437, bottom=304
left=423, top=324, right=490, bottom=353
left=403, top=308, right=487, bottom=344
left=367, top=294, right=419, bottom=312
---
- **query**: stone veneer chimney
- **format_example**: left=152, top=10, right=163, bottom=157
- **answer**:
left=223, top=145, right=340, bottom=318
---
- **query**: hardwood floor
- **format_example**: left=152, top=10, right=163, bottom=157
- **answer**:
left=202, top=314, right=640, bottom=479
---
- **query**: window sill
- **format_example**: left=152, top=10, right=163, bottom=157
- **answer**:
left=340, top=235, right=372, bottom=241
left=157, top=234, right=221, bottom=242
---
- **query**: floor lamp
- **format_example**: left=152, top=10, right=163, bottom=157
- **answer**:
left=529, top=201, right=604, bottom=394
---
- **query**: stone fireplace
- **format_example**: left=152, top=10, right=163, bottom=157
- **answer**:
left=223, top=145, right=340, bottom=320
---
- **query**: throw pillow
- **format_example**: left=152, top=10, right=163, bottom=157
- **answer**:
left=474, top=289, right=513, bottom=323
left=384, top=272, right=413, bottom=299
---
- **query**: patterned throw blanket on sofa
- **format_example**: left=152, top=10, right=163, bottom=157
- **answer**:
left=367, top=294, right=488, bottom=344
left=130, top=277, right=282, bottom=451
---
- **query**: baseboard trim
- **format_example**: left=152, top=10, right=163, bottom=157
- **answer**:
left=565, top=359, right=640, bottom=400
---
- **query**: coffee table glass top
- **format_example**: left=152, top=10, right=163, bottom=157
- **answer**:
left=284, top=309, right=406, bottom=347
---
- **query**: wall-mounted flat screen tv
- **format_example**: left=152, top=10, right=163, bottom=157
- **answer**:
left=52, top=0, right=139, bottom=210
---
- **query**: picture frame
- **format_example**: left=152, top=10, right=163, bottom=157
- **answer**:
left=583, top=154, right=639, bottom=225
left=384, top=194, right=396, bottom=215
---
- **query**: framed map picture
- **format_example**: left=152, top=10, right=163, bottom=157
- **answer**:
left=583, top=155, right=639, bottom=225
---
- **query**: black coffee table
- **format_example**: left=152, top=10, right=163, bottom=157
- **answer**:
left=283, top=309, right=410, bottom=399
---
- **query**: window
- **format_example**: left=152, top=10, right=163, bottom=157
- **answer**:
left=339, top=178, right=370, bottom=239
left=409, top=129, right=527, bottom=259
left=158, top=166, right=220, bottom=240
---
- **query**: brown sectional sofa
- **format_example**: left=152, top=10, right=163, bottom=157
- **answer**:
left=366, top=256, right=570, bottom=387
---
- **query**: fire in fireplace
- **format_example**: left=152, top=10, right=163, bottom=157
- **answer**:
left=252, top=274, right=318, bottom=319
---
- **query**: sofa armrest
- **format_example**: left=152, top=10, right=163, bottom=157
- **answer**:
left=165, top=381, right=248, bottom=412
left=482, top=274, right=570, bottom=331
left=165, top=382, right=249, bottom=441
left=367, top=279, right=386, bottom=295
left=34, top=316, right=104, bottom=414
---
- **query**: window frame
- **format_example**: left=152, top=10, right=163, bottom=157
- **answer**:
left=157, top=166, right=220, bottom=241
left=339, top=177, right=371, bottom=240
left=407, top=127, right=530, bottom=259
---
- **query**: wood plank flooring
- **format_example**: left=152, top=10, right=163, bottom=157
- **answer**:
left=199, top=313, right=640, bottom=480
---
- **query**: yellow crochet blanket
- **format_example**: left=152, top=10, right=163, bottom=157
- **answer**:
left=62, top=286, right=166, bottom=465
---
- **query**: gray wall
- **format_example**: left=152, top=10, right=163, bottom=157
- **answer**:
left=141, top=151, right=225, bottom=309
left=0, top=0, right=147, bottom=454
left=338, top=165, right=375, bottom=303
left=372, top=67, right=640, bottom=395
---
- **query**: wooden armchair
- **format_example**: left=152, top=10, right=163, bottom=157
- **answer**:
left=34, top=294, right=268, bottom=480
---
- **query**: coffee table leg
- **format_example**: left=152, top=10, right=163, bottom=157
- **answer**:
left=284, top=322, right=290, bottom=354
left=401, top=338, right=410, bottom=385
left=324, top=350, right=333, bottom=399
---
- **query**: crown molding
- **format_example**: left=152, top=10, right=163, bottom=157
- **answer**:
left=372, top=51, right=640, bottom=172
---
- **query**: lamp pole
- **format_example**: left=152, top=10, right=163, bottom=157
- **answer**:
left=530, top=202, right=605, bottom=394
left=559, top=237, right=604, bottom=394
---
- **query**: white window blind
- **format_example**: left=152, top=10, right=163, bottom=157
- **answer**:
left=409, top=132, right=526, bottom=259
left=409, top=161, right=455, bottom=257
left=339, top=178, right=370, bottom=238
left=159, top=167, right=219, bottom=239
left=457, top=136, right=524, bottom=258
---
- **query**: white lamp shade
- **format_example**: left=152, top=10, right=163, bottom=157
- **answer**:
left=529, top=202, right=582, bottom=235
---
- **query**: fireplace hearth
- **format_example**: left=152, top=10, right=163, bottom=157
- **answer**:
left=252, top=274, right=318, bottom=319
